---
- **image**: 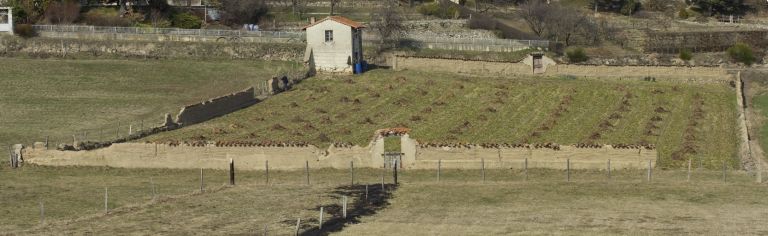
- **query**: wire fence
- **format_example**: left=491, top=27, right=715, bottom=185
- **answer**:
left=1, top=164, right=764, bottom=234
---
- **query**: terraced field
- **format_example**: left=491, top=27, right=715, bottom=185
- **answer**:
left=144, top=69, right=738, bottom=169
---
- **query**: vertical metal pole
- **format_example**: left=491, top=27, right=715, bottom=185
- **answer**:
left=365, top=184, right=369, bottom=201
left=342, top=196, right=348, bottom=218
left=393, top=158, right=398, bottom=185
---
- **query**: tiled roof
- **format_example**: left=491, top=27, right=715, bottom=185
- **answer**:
left=301, top=16, right=365, bottom=30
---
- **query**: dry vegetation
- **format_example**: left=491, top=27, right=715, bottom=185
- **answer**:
left=144, top=69, right=738, bottom=169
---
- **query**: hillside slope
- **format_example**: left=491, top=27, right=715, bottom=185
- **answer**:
left=144, top=69, right=738, bottom=169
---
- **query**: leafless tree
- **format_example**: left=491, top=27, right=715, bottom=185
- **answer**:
left=547, top=6, right=591, bottom=46
left=370, top=4, right=406, bottom=49
left=517, top=0, right=550, bottom=37
left=44, top=0, right=81, bottom=24
left=220, top=0, right=269, bottom=26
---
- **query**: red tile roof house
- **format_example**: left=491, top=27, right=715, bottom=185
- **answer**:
left=302, top=16, right=365, bottom=74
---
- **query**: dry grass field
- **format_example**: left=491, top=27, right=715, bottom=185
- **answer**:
left=0, top=58, right=299, bottom=151
left=145, top=69, right=738, bottom=169
left=3, top=166, right=766, bottom=235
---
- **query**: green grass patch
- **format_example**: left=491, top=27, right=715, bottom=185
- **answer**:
left=0, top=58, right=300, bottom=150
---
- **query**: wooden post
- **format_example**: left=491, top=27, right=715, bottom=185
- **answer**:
left=380, top=172, right=385, bottom=191
left=104, top=187, right=109, bottom=214
left=200, top=168, right=204, bottom=193
left=264, top=224, right=268, bottom=236
left=393, top=159, right=398, bottom=185
left=758, top=166, right=763, bottom=184
left=647, top=160, right=652, bottom=182
left=116, top=121, right=120, bottom=139
left=566, top=159, right=570, bottom=182
left=342, top=196, right=348, bottom=218
left=305, top=161, right=310, bottom=185
left=687, top=159, right=692, bottom=182
left=365, top=184, right=369, bottom=201
left=607, top=159, right=611, bottom=180
left=45, top=136, right=49, bottom=149
left=294, top=218, right=301, bottom=236
left=150, top=177, right=156, bottom=201
left=350, top=161, right=355, bottom=186
left=319, top=207, right=324, bottom=230
left=481, top=158, right=486, bottom=183
left=229, top=159, right=235, bottom=186
left=39, top=199, right=45, bottom=225
left=525, top=158, right=529, bottom=181
left=265, top=160, right=270, bottom=186
left=723, top=161, right=727, bottom=183
left=437, top=160, right=441, bottom=183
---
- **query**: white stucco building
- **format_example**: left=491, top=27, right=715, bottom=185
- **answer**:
left=0, top=7, right=11, bottom=35
left=302, top=16, right=365, bottom=74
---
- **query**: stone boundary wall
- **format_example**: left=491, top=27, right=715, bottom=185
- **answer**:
left=36, top=31, right=299, bottom=44
left=24, top=142, right=656, bottom=170
left=393, top=56, right=735, bottom=83
left=176, top=87, right=257, bottom=126
left=0, top=36, right=303, bottom=60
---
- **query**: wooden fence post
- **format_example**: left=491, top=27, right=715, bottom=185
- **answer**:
left=39, top=199, right=45, bottom=225
left=104, top=187, right=109, bottom=214
left=380, top=172, right=385, bottom=191
left=350, top=161, right=355, bottom=186
left=150, top=177, right=156, bottom=201
left=294, top=218, right=301, bottom=236
left=342, top=196, right=348, bottom=218
left=437, top=160, right=441, bottom=183
left=200, top=168, right=204, bottom=193
left=758, top=166, right=763, bottom=184
left=723, top=161, right=727, bottom=183
left=566, top=159, right=570, bottom=182
left=647, top=160, right=652, bottom=182
left=687, top=159, right=692, bottom=182
left=229, top=159, right=235, bottom=186
left=481, top=158, right=486, bottom=183
left=607, top=159, right=611, bottom=180
left=265, top=160, right=270, bottom=186
left=525, top=158, right=529, bottom=181
left=319, top=207, right=324, bottom=230
left=305, top=161, right=310, bottom=185
left=365, top=184, right=369, bottom=201
left=393, top=159, right=398, bottom=185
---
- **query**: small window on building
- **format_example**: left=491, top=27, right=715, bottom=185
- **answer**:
left=325, top=30, right=334, bottom=42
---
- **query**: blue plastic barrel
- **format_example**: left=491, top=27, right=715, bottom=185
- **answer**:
left=354, top=63, right=363, bottom=74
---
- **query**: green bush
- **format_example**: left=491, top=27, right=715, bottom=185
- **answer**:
left=84, top=8, right=132, bottom=27
left=678, top=8, right=690, bottom=19
left=171, top=12, right=202, bottom=29
left=418, top=3, right=459, bottom=19
left=727, top=43, right=757, bottom=66
left=566, top=48, right=589, bottom=63
left=679, top=49, right=693, bottom=61
left=13, top=24, right=36, bottom=38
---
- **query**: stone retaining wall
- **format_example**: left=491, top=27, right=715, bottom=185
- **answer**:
left=176, top=87, right=257, bottom=126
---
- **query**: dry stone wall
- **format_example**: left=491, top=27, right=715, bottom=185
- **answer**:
left=393, top=56, right=734, bottom=83
left=25, top=141, right=656, bottom=170
left=0, top=36, right=303, bottom=60
left=176, top=87, right=257, bottom=126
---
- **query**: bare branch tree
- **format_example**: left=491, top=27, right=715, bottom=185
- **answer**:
left=370, top=4, right=406, bottom=50
left=517, top=0, right=550, bottom=37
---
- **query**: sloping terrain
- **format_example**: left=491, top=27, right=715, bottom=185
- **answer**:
left=144, top=69, right=738, bottom=169
left=0, top=58, right=298, bottom=150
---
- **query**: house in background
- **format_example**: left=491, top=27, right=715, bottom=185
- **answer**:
left=0, top=7, right=12, bottom=35
left=302, top=16, right=365, bottom=74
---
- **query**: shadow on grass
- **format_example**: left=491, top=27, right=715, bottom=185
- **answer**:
left=299, top=183, right=398, bottom=236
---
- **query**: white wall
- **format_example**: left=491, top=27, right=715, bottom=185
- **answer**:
left=306, top=20, right=354, bottom=73
left=0, top=7, right=12, bottom=35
